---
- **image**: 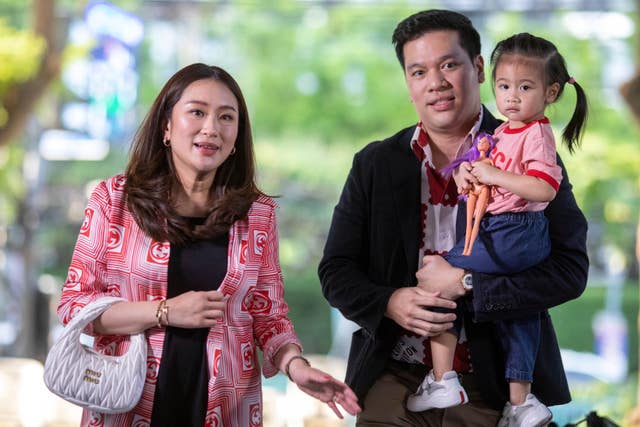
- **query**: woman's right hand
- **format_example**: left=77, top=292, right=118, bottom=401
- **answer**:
left=166, top=290, right=228, bottom=328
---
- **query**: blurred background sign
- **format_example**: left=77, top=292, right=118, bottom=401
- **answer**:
left=38, top=129, right=109, bottom=161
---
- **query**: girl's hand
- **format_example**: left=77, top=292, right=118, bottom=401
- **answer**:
left=288, top=360, right=362, bottom=419
left=166, top=290, right=228, bottom=328
left=452, top=161, right=476, bottom=193
left=470, top=161, right=499, bottom=185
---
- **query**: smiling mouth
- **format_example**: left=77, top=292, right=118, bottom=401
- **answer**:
left=430, top=93, right=454, bottom=103
left=429, top=96, right=455, bottom=110
left=194, top=142, right=219, bottom=150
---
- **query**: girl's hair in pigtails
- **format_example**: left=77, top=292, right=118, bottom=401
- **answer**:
left=562, top=78, right=588, bottom=153
left=490, top=33, right=589, bottom=153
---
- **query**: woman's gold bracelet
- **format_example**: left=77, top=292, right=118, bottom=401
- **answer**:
left=284, top=355, right=310, bottom=381
left=155, top=299, right=169, bottom=327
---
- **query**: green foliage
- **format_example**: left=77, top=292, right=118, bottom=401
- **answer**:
left=550, top=282, right=639, bottom=372
left=0, top=143, right=25, bottom=223
left=283, top=268, right=333, bottom=354
left=0, top=18, right=45, bottom=126
left=563, top=376, right=635, bottom=425
left=196, top=3, right=418, bottom=145
left=0, top=20, right=45, bottom=87
left=0, top=0, right=29, bottom=28
left=565, top=127, right=640, bottom=256
left=254, top=138, right=353, bottom=353
left=36, top=147, right=128, bottom=279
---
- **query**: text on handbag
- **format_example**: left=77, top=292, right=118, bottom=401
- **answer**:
left=84, top=368, right=102, bottom=384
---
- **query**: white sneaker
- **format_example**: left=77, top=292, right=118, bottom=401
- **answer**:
left=406, top=370, right=469, bottom=412
left=497, top=394, right=553, bottom=427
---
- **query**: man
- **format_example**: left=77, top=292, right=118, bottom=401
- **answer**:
left=318, top=9, right=588, bottom=426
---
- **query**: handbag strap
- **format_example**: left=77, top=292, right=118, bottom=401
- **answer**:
left=64, top=296, right=128, bottom=330
left=60, top=296, right=145, bottom=350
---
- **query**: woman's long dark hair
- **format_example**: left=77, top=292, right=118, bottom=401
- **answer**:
left=124, top=63, right=262, bottom=244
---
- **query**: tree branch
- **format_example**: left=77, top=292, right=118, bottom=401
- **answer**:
left=0, top=0, right=62, bottom=147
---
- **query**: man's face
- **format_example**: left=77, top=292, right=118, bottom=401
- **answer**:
left=403, top=30, right=484, bottom=138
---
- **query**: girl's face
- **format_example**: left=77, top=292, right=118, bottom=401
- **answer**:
left=493, top=55, right=559, bottom=128
left=164, top=78, right=239, bottom=184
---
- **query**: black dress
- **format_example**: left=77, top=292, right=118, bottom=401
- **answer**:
left=150, top=219, right=228, bottom=427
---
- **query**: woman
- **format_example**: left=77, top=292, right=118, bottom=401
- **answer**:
left=57, top=63, right=360, bottom=426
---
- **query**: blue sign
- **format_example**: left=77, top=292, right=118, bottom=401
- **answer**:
left=85, top=1, right=144, bottom=47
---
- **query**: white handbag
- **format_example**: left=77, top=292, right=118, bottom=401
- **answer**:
left=43, top=296, right=147, bottom=414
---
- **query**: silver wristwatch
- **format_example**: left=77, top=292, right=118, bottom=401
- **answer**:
left=461, top=271, right=473, bottom=292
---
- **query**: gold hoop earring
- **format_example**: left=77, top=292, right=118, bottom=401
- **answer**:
left=230, top=146, right=236, bottom=155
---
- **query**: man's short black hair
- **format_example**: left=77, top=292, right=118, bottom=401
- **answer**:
left=392, top=9, right=481, bottom=68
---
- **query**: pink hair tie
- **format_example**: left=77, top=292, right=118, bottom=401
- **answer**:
left=568, top=77, right=575, bottom=85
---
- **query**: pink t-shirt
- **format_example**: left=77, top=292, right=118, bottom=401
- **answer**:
left=487, top=118, right=562, bottom=214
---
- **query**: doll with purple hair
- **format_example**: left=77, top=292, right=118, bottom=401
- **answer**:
left=441, top=132, right=497, bottom=256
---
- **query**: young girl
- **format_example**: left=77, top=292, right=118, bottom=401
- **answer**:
left=406, top=33, right=588, bottom=427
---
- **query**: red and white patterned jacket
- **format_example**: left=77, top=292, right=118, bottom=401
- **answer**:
left=57, top=174, right=301, bottom=427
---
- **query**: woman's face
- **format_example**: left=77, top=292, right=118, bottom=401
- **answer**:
left=164, top=78, right=239, bottom=183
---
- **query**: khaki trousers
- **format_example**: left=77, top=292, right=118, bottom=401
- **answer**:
left=356, top=360, right=502, bottom=427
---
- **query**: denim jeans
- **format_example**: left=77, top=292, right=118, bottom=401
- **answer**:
left=443, top=210, right=549, bottom=381
left=444, top=210, right=550, bottom=274
left=495, top=314, right=541, bottom=382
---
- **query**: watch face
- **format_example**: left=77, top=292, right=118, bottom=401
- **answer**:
left=462, top=274, right=473, bottom=289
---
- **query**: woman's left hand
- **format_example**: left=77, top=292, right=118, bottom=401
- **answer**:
left=289, top=361, right=362, bottom=419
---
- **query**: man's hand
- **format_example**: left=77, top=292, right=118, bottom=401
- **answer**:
left=385, top=287, right=456, bottom=337
left=416, top=255, right=466, bottom=300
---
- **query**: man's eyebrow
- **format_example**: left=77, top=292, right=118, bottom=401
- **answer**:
left=406, top=54, right=459, bottom=69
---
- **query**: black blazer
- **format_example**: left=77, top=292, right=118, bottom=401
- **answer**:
left=318, top=107, right=589, bottom=410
